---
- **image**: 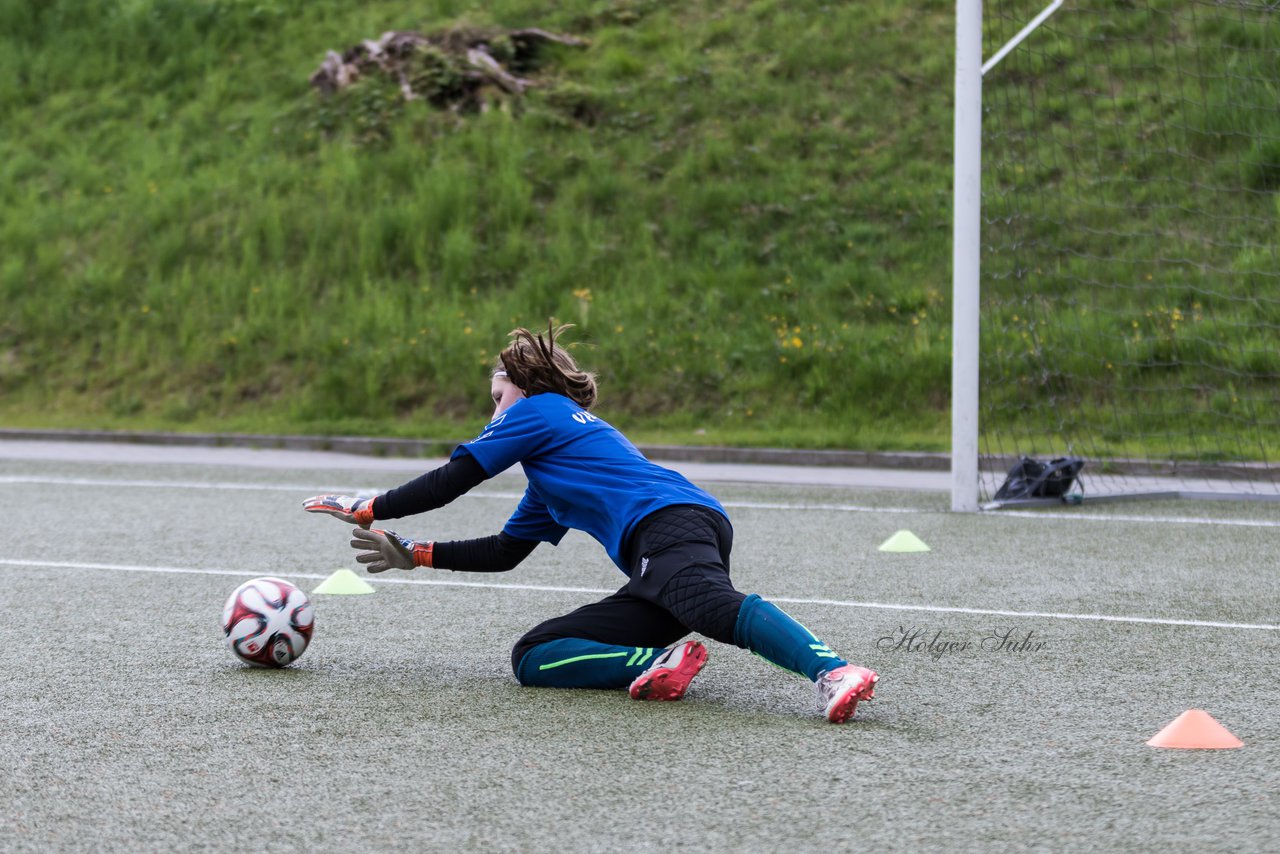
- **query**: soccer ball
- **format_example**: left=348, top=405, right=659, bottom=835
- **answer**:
left=221, top=577, right=315, bottom=667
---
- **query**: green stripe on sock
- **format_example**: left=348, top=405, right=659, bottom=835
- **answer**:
left=627, top=647, right=658, bottom=667
left=538, top=651, right=631, bottom=671
left=809, top=643, right=838, bottom=658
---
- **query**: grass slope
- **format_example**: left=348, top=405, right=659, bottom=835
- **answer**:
left=0, top=0, right=1274, bottom=454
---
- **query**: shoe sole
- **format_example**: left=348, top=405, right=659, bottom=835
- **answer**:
left=826, top=671, right=879, bottom=723
left=629, top=641, right=708, bottom=701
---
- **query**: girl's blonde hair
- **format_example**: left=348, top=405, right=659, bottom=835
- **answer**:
left=497, top=322, right=598, bottom=410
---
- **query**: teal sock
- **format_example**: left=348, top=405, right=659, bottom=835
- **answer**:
left=733, top=594, right=847, bottom=681
left=514, top=638, right=663, bottom=689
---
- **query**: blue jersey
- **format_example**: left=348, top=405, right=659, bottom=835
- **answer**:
left=451, top=393, right=727, bottom=573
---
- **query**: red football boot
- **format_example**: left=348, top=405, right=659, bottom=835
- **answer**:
left=628, top=640, right=708, bottom=701
left=816, top=664, right=879, bottom=723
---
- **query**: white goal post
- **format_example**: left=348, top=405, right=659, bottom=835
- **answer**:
left=951, top=0, right=1280, bottom=511
left=951, top=0, right=986, bottom=512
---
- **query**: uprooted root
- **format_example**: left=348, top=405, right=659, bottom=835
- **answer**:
left=309, top=26, right=588, bottom=111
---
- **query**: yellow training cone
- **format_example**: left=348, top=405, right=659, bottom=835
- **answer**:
left=878, top=530, right=931, bottom=552
left=313, top=568, right=376, bottom=595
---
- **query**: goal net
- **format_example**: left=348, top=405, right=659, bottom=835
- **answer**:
left=968, top=0, right=1280, bottom=505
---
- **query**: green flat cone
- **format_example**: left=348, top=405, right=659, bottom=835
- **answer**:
left=878, top=530, right=931, bottom=552
left=313, top=568, right=376, bottom=595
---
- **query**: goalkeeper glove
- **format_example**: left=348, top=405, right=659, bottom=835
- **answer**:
left=350, top=527, right=433, bottom=573
left=302, top=494, right=376, bottom=527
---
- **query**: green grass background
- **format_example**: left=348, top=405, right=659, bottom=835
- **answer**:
left=0, top=0, right=1275, bottom=454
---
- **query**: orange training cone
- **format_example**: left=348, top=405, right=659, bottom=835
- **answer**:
left=1146, top=709, right=1243, bottom=749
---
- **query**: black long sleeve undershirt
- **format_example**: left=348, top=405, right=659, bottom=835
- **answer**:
left=371, top=453, right=539, bottom=572
left=433, top=532, right=539, bottom=572
left=372, top=453, right=488, bottom=519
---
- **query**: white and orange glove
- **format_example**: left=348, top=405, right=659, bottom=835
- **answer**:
left=302, top=494, right=376, bottom=528
left=350, top=528, right=434, bottom=573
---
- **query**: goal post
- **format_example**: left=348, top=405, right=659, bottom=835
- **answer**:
left=951, top=0, right=984, bottom=512
left=951, top=0, right=1280, bottom=510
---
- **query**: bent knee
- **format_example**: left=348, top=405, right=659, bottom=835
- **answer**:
left=658, top=567, right=746, bottom=645
left=511, top=631, right=555, bottom=683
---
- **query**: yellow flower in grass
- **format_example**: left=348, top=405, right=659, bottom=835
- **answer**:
left=574, top=288, right=592, bottom=325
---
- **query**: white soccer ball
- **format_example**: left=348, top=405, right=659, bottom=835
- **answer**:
left=221, top=577, right=315, bottom=667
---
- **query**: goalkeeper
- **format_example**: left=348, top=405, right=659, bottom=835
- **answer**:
left=303, top=324, right=878, bottom=723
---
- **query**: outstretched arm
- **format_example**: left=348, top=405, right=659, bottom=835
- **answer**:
left=304, top=454, right=488, bottom=525
left=350, top=528, right=538, bottom=573
left=375, top=453, right=488, bottom=518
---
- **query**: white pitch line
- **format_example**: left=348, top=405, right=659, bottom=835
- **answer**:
left=13, top=473, right=1280, bottom=525
left=4, top=474, right=924, bottom=514
left=0, top=474, right=528, bottom=500
left=994, top=508, right=1280, bottom=528
left=0, top=474, right=326, bottom=492
left=767, top=596, right=1280, bottom=631
left=3, top=557, right=1277, bottom=632
left=721, top=500, right=921, bottom=514
left=0, top=558, right=619, bottom=596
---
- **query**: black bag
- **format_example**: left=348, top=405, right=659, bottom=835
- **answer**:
left=993, top=456, right=1085, bottom=501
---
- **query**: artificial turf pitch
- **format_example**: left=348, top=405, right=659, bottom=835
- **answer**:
left=2, top=449, right=1278, bottom=851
